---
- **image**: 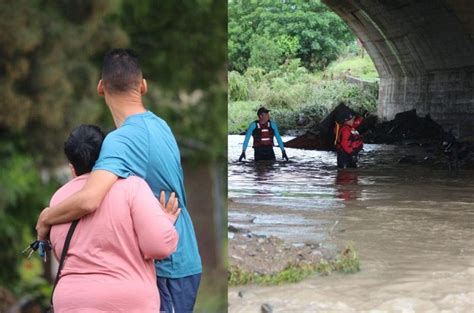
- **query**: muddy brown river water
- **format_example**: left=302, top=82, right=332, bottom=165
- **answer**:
left=228, top=135, right=474, bottom=312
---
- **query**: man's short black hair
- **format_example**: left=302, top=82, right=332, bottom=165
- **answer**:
left=102, top=49, right=143, bottom=93
left=64, top=125, right=105, bottom=176
left=257, top=107, right=270, bottom=117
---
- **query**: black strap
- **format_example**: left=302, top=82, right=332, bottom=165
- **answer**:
left=50, top=220, right=79, bottom=306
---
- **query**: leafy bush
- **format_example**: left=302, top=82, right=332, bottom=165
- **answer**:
left=228, top=101, right=262, bottom=134
left=228, top=0, right=355, bottom=72
left=228, top=59, right=378, bottom=134
left=248, top=36, right=283, bottom=72
left=0, top=144, right=60, bottom=290
left=228, top=71, right=249, bottom=101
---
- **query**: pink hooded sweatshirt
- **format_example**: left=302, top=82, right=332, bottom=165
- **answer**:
left=49, top=175, right=178, bottom=312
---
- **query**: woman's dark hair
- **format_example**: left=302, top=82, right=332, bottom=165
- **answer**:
left=64, top=125, right=105, bottom=176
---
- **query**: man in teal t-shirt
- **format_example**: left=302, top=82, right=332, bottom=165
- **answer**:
left=36, top=49, right=202, bottom=313
left=93, top=111, right=202, bottom=279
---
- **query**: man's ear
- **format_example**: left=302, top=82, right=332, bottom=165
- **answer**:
left=68, top=163, right=77, bottom=178
left=140, top=79, right=148, bottom=95
left=97, top=79, right=105, bottom=96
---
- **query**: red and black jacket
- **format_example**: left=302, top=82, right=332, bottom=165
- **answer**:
left=252, top=120, right=274, bottom=147
left=334, top=117, right=364, bottom=154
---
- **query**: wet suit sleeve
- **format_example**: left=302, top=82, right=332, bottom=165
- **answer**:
left=130, top=177, right=178, bottom=260
left=271, top=121, right=285, bottom=151
left=242, top=122, right=257, bottom=151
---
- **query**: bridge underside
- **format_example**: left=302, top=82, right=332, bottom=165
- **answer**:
left=323, top=0, right=474, bottom=138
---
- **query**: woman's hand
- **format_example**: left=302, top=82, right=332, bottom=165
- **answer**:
left=159, top=191, right=181, bottom=224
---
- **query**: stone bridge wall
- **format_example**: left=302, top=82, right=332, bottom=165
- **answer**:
left=323, top=0, right=474, bottom=138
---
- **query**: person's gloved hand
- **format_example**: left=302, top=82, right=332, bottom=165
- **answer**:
left=282, top=150, right=289, bottom=161
left=238, top=151, right=246, bottom=162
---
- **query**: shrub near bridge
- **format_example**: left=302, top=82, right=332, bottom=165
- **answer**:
left=228, top=60, right=378, bottom=134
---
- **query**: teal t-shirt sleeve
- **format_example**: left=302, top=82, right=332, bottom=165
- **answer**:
left=93, top=132, right=134, bottom=178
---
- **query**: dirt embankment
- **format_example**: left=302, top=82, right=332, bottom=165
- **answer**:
left=228, top=225, right=336, bottom=276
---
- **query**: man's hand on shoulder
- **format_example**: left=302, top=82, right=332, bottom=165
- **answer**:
left=160, top=191, right=181, bottom=224
left=36, top=207, right=51, bottom=240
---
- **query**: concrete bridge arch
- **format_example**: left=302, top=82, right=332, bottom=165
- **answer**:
left=323, top=0, right=474, bottom=137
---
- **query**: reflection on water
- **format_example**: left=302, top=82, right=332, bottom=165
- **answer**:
left=228, top=135, right=474, bottom=312
left=335, top=170, right=360, bottom=201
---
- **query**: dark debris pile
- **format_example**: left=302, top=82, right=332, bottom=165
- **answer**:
left=284, top=107, right=473, bottom=169
left=363, top=109, right=446, bottom=144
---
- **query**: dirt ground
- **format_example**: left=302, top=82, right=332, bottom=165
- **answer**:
left=228, top=226, right=336, bottom=275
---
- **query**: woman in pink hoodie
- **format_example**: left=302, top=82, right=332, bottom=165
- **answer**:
left=49, top=125, right=179, bottom=312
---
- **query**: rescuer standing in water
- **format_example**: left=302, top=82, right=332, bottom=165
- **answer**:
left=239, top=107, right=289, bottom=162
left=334, top=111, right=364, bottom=168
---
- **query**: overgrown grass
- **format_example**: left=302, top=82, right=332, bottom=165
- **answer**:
left=228, top=244, right=360, bottom=286
left=228, top=79, right=378, bottom=134
left=326, top=54, right=378, bottom=81
left=228, top=101, right=263, bottom=134
left=228, top=59, right=378, bottom=134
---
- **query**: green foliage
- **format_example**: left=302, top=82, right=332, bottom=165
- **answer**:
left=15, top=230, right=53, bottom=309
left=326, top=53, right=379, bottom=81
left=228, top=101, right=263, bottom=134
left=276, top=35, right=301, bottom=59
left=118, top=0, right=227, bottom=161
left=228, top=71, right=249, bottom=102
left=119, top=0, right=226, bottom=91
left=229, top=0, right=355, bottom=72
left=248, top=36, right=283, bottom=72
left=228, top=265, right=257, bottom=285
left=333, top=243, right=361, bottom=273
left=143, top=82, right=227, bottom=163
left=0, top=0, right=125, bottom=290
left=228, top=60, right=378, bottom=134
left=0, top=2, right=227, bottom=308
left=0, top=0, right=128, bottom=167
left=0, top=141, right=60, bottom=289
left=228, top=244, right=361, bottom=286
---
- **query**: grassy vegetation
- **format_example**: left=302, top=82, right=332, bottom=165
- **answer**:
left=326, top=54, right=378, bottom=81
left=228, top=101, right=263, bottom=134
left=228, top=58, right=379, bottom=134
left=228, top=244, right=360, bottom=286
left=13, top=229, right=53, bottom=308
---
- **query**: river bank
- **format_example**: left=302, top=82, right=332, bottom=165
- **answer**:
left=228, top=201, right=359, bottom=285
left=228, top=135, right=474, bottom=312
